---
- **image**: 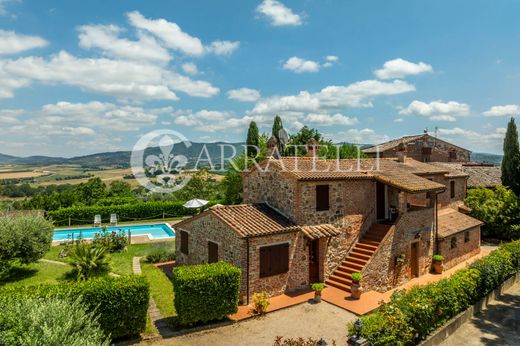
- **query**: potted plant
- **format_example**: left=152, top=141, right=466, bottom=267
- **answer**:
left=252, top=291, right=270, bottom=314
left=432, top=254, right=444, bottom=274
left=351, top=272, right=363, bottom=299
left=311, top=283, right=325, bottom=303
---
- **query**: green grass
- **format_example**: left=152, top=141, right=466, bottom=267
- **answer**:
left=0, top=261, right=70, bottom=288
left=44, top=241, right=176, bottom=276
left=141, top=262, right=176, bottom=318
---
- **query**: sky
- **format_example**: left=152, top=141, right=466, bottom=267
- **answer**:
left=0, top=0, right=519, bottom=157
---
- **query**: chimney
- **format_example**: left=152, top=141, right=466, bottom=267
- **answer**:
left=267, top=136, right=280, bottom=159
left=396, top=142, right=406, bottom=163
left=306, top=138, right=320, bottom=158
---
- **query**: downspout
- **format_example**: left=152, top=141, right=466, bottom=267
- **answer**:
left=246, top=237, right=250, bottom=305
left=434, top=190, right=444, bottom=255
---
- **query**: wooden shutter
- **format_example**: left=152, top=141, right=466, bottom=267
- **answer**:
left=259, top=243, right=289, bottom=278
left=208, top=241, right=218, bottom=263
left=180, top=231, right=189, bottom=254
left=450, top=181, right=455, bottom=199
left=316, top=185, right=330, bottom=211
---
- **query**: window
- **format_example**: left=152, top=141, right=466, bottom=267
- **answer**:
left=259, top=243, right=289, bottom=278
left=208, top=241, right=218, bottom=263
left=449, top=151, right=457, bottom=160
left=464, top=231, right=470, bottom=243
left=316, top=185, right=330, bottom=211
left=180, top=231, right=189, bottom=254
left=451, top=236, right=457, bottom=249
left=450, top=181, right=456, bottom=199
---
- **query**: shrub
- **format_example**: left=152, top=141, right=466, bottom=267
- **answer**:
left=172, top=262, right=241, bottom=325
left=311, top=283, right=324, bottom=292
left=433, top=254, right=444, bottom=261
left=0, top=215, right=54, bottom=277
left=0, top=297, right=109, bottom=346
left=47, top=200, right=215, bottom=226
left=253, top=291, right=270, bottom=314
left=69, top=243, right=111, bottom=281
left=145, top=243, right=176, bottom=263
left=0, top=275, right=149, bottom=339
left=351, top=272, right=363, bottom=282
left=92, top=227, right=128, bottom=253
left=274, top=336, right=337, bottom=345
left=349, top=246, right=518, bottom=345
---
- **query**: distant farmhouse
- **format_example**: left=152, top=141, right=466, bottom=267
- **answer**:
left=175, top=139, right=484, bottom=304
left=363, top=132, right=502, bottom=189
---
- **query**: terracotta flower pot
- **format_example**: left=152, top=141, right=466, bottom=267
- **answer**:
left=351, top=283, right=362, bottom=299
left=433, top=260, right=444, bottom=274
left=314, top=291, right=322, bottom=303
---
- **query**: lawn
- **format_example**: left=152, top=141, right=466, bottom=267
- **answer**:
left=141, top=262, right=176, bottom=318
left=0, top=261, right=70, bottom=288
left=44, top=241, right=176, bottom=276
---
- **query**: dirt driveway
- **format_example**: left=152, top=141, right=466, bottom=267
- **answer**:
left=141, top=301, right=356, bottom=346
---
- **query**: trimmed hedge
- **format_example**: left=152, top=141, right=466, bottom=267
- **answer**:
left=348, top=240, right=520, bottom=345
left=172, top=262, right=241, bottom=325
left=47, top=201, right=200, bottom=226
left=0, top=275, right=149, bottom=340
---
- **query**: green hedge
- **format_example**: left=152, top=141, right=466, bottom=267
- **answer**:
left=172, top=262, right=241, bottom=325
left=47, top=201, right=204, bottom=226
left=348, top=240, right=520, bottom=345
left=0, top=276, right=149, bottom=340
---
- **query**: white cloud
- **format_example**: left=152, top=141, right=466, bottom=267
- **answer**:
left=437, top=127, right=506, bottom=152
left=283, top=56, right=320, bottom=73
left=181, top=62, right=198, bottom=75
left=40, top=101, right=171, bottom=131
left=399, top=100, right=470, bottom=121
left=78, top=24, right=170, bottom=63
left=173, top=109, right=231, bottom=128
left=0, top=62, right=30, bottom=98
left=0, top=109, right=22, bottom=124
left=331, top=128, right=390, bottom=145
left=483, top=105, right=520, bottom=117
left=1, top=50, right=219, bottom=100
left=0, top=0, right=17, bottom=16
left=0, top=30, right=48, bottom=55
left=394, top=118, right=404, bottom=123
left=323, top=55, right=339, bottom=68
left=227, top=88, right=261, bottom=102
left=206, top=40, right=240, bottom=56
left=127, top=11, right=205, bottom=56
left=58, top=126, right=96, bottom=136
left=374, top=58, right=433, bottom=80
left=256, top=0, right=302, bottom=26
left=304, top=113, right=358, bottom=126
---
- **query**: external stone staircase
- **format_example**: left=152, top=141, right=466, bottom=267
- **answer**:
left=325, top=223, right=393, bottom=292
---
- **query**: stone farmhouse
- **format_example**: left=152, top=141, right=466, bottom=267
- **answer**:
left=175, top=141, right=482, bottom=304
left=362, top=133, right=471, bottom=163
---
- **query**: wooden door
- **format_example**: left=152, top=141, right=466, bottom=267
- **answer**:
left=309, top=240, right=320, bottom=283
left=208, top=241, right=218, bottom=263
left=410, top=242, right=419, bottom=278
left=376, top=182, right=386, bottom=220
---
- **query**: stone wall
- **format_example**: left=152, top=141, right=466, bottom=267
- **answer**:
left=175, top=213, right=248, bottom=300
left=243, top=167, right=297, bottom=220
left=438, top=226, right=481, bottom=270
left=429, top=175, right=467, bottom=208
left=362, top=207, right=435, bottom=292
left=247, top=231, right=309, bottom=300
left=297, top=180, right=377, bottom=276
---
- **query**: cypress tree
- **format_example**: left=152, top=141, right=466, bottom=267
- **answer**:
left=272, top=115, right=284, bottom=151
left=501, top=117, right=520, bottom=195
left=246, top=121, right=259, bottom=157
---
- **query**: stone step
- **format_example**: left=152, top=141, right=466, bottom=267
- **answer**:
left=325, top=279, right=352, bottom=292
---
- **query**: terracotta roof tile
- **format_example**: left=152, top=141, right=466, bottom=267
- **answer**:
left=437, top=208, right=483, bottom=238
left=301, top=224, right=341, bottom=240
left=362, top=134, right=425, bottom=153
left=430, top=162, right=501, bottom=188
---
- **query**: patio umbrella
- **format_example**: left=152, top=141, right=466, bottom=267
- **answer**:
left=183, top=199, right=209, bottom=208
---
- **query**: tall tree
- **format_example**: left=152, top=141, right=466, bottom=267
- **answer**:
left=502, top=117, right=520, bottom=195
left=272, top=115, right=284, bottom=150
left=246, top=121, right=260, bottom=157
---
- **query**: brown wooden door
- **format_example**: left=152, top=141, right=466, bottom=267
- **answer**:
left=208, top=241, right=218, bottom=263
left=376, top=182, right=386, bottom=220
left=410, top=242, right=419, bottom=278
left=309, top=240, right=320, bottom=283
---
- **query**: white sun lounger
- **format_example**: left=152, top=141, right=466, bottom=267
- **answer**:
left=110, top=214, right=118, bottom=226
left=94, top=214, right=102, bottom=227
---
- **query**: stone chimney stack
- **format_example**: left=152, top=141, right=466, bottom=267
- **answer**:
left=396, top=142, right=406, bottom=163
left=267, top=136, right=280, bottom=159
left=306, top=138, right=320, bottom=158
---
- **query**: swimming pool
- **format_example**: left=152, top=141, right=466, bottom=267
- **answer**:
left=52, top=223, right=175, bottom=241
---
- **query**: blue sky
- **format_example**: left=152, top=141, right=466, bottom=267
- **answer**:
left=0, top=0, right=519, bottom=157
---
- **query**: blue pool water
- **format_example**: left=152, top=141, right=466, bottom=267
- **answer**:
left=53, top=223, right=175, bottom=241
